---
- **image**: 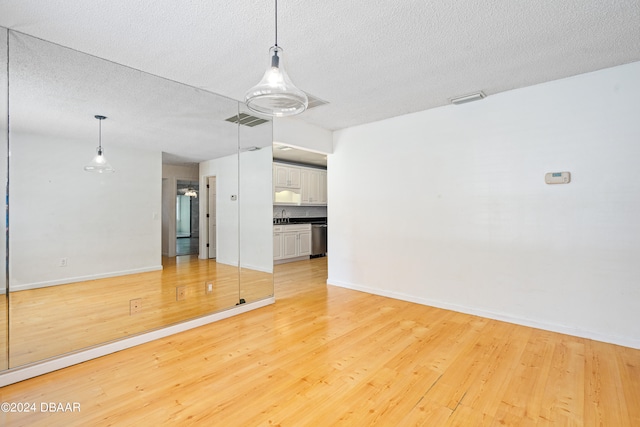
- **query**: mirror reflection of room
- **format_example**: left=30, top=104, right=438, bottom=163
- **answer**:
left=0, top=28, right=8, bottom=372
left=3, top=29, right=274, bottom=370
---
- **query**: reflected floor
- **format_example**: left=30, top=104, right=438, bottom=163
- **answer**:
left=8, top=256, right=272, bottom=368
left=0, top=295, right=6, bottom=370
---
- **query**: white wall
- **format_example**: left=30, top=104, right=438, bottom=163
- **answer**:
left=0, top=29, right=7, bottom=293
left=10, top=134, right=162, bottom=290
left=239, top=147, right=274, bottom=273
left=199, top=154, right=239, bottom=266
left=273, top=117, right=333, bottom=154
left=199, top=147, right=273, bottom=272
left=328, top=61, right=640, bottom=349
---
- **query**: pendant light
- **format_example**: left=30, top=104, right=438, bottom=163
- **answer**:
left=244, top=0, right=308, bottom=117
left=84, top=115, right=115, bottom=173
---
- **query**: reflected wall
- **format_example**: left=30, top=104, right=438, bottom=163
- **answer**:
left=0, top=28, right=8, bottom=371
left=3, top=29, right=273, bottom=370
left=239, top=105, right=274, bottom=303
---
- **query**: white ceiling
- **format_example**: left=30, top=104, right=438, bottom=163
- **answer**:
left=1, top=0, right=639, bottom=136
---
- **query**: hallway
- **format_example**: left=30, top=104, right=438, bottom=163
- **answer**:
left=176, top=236, right=199, bottom=256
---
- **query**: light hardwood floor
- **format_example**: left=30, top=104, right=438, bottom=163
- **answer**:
left=1, top=257, right=639, bottom=426
left=8, top=256, right=272, bottom=366
left=0, top=294, right=6, bottom=369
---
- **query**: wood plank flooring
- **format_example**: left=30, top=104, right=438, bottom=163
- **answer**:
left=1, top=256, right=639, bottom=426
left=8, top=256, right=272, bottom=366
left=0, top=294, right=6, bottom=370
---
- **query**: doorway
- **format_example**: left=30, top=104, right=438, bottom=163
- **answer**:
left=176, top=180, right=199, bottom=256
left=206, top=176, right=217, bottom=259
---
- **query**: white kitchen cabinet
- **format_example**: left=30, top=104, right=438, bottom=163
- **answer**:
left=312, top=170, right=327, bottom=204
left=273, top=227, right=284, bottom=260
left=300, top=168, right=311, bottom=203
left=318, top=170, right=327, bottom=204
left=274, top=224, right=311, bottom=262
left=282, top=164, right=327, bottom=206
left=282, top=232, right=299, bottom=258
left=298, top=229, right=312, bottom=256
left=274, top=164, right=301, bottom=189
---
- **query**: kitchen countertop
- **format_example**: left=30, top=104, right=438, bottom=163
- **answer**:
left=273, top=217, right=327, bottom=225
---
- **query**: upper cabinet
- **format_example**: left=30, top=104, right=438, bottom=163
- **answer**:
left=274, top=163, right=327, bottom=206
left=301, top=168, right=327, bottom=205
left=274, top=164, right=301, bottom=189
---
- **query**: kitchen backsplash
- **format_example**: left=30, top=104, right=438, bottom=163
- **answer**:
left=274, top=205, right=327, bottom=219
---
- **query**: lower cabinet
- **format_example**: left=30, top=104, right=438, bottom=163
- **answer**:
left=298, top=230, right=312, bottom=256
left=274, top=224, right=311, bottom=262
left=273, top=231, right=283, bottom=259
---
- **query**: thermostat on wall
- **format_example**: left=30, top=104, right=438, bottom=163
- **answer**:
left=545, top=171, right=571, bottom=184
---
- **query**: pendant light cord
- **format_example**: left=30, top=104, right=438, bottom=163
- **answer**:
left=95, top=115, right=106, bottom=152
left=274, top=0, right=278, bottom=47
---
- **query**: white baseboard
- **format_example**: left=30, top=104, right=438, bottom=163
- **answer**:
left=10, top=265, right=164, bottom=292
left=274, top=255, right=309, bottom=265
left=327, top=278, right=640, bottom=350
left=240, top=264, right=274, bottom=274
left=0, top=297, right=275, bottom=387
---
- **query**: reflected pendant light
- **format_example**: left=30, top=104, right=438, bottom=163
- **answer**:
left=84, top=115, right=115, bottom=173
left=244, top=0, right=308, bottom=117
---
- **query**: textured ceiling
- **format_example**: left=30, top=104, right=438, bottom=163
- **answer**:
left=1, top=0, right=639, bottom=133
left=6, top=31, right=252, bottom=165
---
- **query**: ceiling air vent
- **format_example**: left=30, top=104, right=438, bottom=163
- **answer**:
left=225, top=113, right=270, bottom=127
left=305, top=92, right=329, bottom=110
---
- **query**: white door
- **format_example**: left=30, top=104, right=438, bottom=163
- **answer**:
left=207, top=176, right=217, bottom=259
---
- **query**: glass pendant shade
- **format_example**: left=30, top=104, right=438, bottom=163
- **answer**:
left=84, top=115, right=115, bottom=173
left=245, top=46, right=308, bottom=117
left=84, top=147, right=115, bottom=173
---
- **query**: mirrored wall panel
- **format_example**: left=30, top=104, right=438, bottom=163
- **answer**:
left=5, top=30, right=272, bottom=369
left=0, top=28, right=8, bottom=371
left=238, top=104, right=274, bottom=304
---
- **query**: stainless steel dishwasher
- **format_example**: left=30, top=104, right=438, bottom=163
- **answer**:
left=311, top=224, right=327, bottom=257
